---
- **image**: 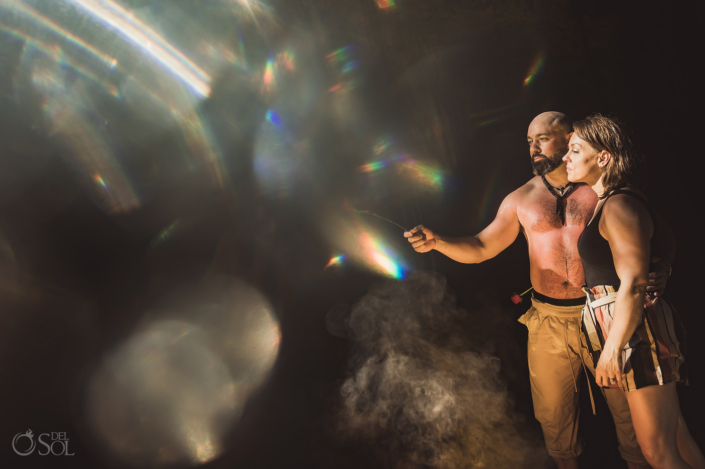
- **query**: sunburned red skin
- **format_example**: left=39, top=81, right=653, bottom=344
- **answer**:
left=515, top=177, right=597, bottom=299
left=405, top=111, right=670, bottom=302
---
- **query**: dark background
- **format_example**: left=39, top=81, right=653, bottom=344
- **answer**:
left=1, top=0, right=703, bottom=467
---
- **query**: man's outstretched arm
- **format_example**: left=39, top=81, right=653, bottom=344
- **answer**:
left=403, top=191, right=522, bottom=264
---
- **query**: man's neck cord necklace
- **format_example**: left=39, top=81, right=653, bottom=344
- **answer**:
left=541, top=175, right=576, bottom=225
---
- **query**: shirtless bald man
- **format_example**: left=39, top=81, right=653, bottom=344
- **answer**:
left=405, top=112, right=673, bottom=468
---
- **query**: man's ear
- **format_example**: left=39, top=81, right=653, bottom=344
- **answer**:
left=597, top=150, right=611, bottom=169
left=564, top=131, right=574, bottom=146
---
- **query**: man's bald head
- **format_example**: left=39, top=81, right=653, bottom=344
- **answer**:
left=527, top=112, right=573, bottom=177
left=530, top=111, right=573, bottom=135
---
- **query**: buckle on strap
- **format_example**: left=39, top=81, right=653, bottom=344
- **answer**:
left=587, top=292, right=618, bottom=309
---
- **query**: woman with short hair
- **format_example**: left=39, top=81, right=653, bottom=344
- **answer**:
left=563, top=114, right=704, bottom=468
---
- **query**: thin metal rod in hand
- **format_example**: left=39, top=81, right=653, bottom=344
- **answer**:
left=353, top=209, right=408, bottom=232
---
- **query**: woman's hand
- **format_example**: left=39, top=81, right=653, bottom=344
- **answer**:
left=595, top=346, right=626, bottom=390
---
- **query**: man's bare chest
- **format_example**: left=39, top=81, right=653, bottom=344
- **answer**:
left=520, top=192, right=596, bottom=234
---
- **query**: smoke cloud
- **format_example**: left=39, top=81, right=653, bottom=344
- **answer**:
left=334, top=271, right=546, bottom=468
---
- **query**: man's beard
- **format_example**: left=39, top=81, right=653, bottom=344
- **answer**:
left=531, top=148, right=567, bottom=176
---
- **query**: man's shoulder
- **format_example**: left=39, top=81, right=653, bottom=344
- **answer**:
left=511, top=178, right=594, bottom=199
left=506, top=176, right=542, bottom=202
left=508, top=178, right=594, bottom=212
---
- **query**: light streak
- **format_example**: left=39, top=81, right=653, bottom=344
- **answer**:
left=1, top=0, right=118, bottom=68
left=151, top=220, right=180, bottom=247
left=276, top=50, right=295, bottom=71
left=266, top=109, right=280, bottom=125
left=524, top=52, right=545, bottom=86
left=358, top=154, right=444, bottom=190
left=373, top=138, right=392, bottom=156
left=39, top=86, right=140, bottom=214
left=326, top=45, right=357, bottom=73
left=397, top=155, right=444, bottom=189
left=263, top=54, right=274, bottom=90
left=0, top=26, right=120, bottom=97
left=178, top=109, right=227, bottom=187
left=228, top=0, right=271, bottom=21
left=326, top=45, right=351, bottom=63
left=371, top=251, right=402, bottom=278
left=341, top=60, right=357, bottom=73
left=375, top=0, right=396, bottom=9
left=325, top=255, right=345, bottom=268
left=66, top=0, right=211, bottom=96
left=359, top=160, right=387, bottom=173
left=94, top=174, right=108, bottom=188
left=359, top=229, right=404, bottom=279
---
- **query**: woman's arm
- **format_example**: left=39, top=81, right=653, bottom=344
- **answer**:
left=595, top=194, right=654, bottom=387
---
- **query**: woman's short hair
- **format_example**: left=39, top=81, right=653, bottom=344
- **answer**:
left=573, top=114, right=640, bottom=197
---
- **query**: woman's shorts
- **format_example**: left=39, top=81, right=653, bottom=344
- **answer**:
left=581, top=285, right=687, bottom=392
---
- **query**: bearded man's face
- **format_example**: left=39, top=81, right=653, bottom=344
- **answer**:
left=531, top=146, right=568, bottom=176
left=527, top=118, right=571, bottom=177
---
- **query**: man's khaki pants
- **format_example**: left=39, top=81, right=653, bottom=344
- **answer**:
left=519, top=297, right=648, bottom=464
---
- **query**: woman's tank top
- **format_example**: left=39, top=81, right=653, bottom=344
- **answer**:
left=577, top=189, right=663, bottom=290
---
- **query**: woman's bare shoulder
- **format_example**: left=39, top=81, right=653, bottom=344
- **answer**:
left=601, top=189, right=653, bottom=234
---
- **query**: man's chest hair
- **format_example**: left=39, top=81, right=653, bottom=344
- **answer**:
left=521, top=193, right=594, bottom=232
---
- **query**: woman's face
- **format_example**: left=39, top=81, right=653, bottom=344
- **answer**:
left=563, top=134, right=604, bottom=185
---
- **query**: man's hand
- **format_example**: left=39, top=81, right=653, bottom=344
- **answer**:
left=647, top=257, right=670, bottom=298
left=404, top=225, right=436, bottom=253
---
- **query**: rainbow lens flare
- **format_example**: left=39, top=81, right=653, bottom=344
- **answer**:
left=326, top=46, right=352, bottom=64
left=323, top=208, right=408, bottom=280
left=359, top=161, right=387, bottom=173
left=325, top=255, right=345, bottom=268
left=66, top=0, right=212, bottom=97
left=94, top=174, right=108, bottom=188
left=373, top=138, right=393, bottom=156
left=266, top=109, right=281, bottom=125
left=524, top=52, right=545, bottom=86
left=375, top=0, right=396, bottom=9
left=370, top=251, right=403, bottom=279
left=263, top=55, right=275, bottom=90
left=358, top=148, right=445, bottom=191
left=276, top=50, right=295, bottom=71
left=326, top=45, right=358, bottom=94
left=359, top=229, right=404, bottom=279
left=397, top=155, right=444, bottom=189
left=5, top=0, right=117, bottom=68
